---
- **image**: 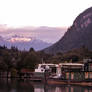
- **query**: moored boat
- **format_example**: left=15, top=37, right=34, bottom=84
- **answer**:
left=32, top=60, right=92, bottom=86
left=47, top=78, right=92, bottom=86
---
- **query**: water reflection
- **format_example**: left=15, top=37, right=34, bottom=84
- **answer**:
left=33, top=83, right=92, bottom=92
left=0, top=79, right=92, bottom=92
left=0, top=79, right=34, bottom=92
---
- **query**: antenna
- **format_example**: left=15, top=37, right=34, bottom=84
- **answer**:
left=42, top=58, right=45, bottom=64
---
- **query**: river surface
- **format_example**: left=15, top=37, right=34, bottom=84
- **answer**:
left=0, top=79, right=91, bottom=92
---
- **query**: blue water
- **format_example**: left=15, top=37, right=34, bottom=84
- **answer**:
left=0, top=79, right=91, bottom=92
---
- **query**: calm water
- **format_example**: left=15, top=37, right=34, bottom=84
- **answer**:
left=0, top=79, right=92, bottom=92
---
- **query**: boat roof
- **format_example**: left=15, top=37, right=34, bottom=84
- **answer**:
left=38, top=63, right=57, bottom=66
left=59, top=63, right=84, bottom=66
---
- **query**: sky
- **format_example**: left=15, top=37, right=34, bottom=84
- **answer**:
left=0, top=0, right=92, bottom=28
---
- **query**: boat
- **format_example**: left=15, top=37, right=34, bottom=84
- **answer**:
left=47, top=63, right=92, bottom=86
left=32, top=63, right=84, bottom=81
left=32, top=62, right=92, bottom=86
left=31, top=63, right=58, bottom=82
left=47, top=77, right=92, bottom=86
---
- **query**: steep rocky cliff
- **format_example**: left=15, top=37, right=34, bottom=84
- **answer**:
left=44, top=7, right=92, bottom=54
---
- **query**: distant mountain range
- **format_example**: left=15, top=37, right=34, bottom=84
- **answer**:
left=0, top=35, right=52, bottom=51
left=44, top=7, right=92, bottom=54
left=0, top=26, right=66, bottom=51
left=0, top=26, right=66, bottom=43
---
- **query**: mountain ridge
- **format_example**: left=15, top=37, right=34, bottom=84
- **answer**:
left=0, top=35, right=52, bottom=51
left=43, top=7, right=92, bottom=54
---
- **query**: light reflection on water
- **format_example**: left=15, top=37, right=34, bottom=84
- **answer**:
left=0, top=79, right=92, bottom=92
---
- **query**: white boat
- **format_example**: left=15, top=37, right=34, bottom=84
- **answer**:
left=35, top=63, right=57, bottom=73
left=34, top=63, right=62, bottom=79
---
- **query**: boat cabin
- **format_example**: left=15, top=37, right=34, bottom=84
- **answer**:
left=34, top=63, right=84, bottom=79
left=59, top=63, right=84, bottom=72
left=34, top=63, right=58, bottom=78
left=35, top=63, right=58, bottom=73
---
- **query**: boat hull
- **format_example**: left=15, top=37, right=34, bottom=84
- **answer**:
left=47, top=78, right=92, bottom=86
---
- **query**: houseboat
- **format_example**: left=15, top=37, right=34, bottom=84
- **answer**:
left=47, top=62, right=92, bottom=86
left=32, top=63, right=84, bottom=81
left=32, top=61, right=92, bottom=86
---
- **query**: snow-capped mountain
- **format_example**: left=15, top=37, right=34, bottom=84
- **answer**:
left=0, top=35, right=52, bottom=51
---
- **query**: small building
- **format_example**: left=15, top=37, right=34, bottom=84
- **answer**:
left=19, top=68, right=33, bottom=78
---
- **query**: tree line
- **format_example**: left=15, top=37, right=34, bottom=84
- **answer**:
left=0, top=45, right=92, bottom=76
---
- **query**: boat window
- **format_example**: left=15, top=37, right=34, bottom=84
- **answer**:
left=41, top=65, right=45, bottom=69
left=51, top=67, right=56, bottom=73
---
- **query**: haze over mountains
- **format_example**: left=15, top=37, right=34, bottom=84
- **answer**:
left=0, top=35, right=52, bottom=51
left=44, top=7, right=92, bottom=54
left=0, top=26, right=66, bottom=51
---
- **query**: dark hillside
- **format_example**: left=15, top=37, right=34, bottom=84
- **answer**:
left=44, top=7, right=92, bottom=54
